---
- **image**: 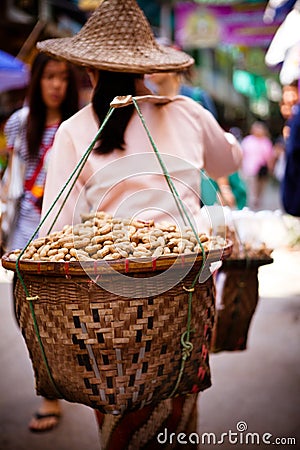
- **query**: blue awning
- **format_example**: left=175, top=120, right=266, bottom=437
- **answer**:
left=0, top=50, right=29, bottom=93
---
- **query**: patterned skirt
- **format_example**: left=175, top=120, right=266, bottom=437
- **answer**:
left=95, top=394, right=199, bottom=449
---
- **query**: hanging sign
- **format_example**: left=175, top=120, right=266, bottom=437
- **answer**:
left=175, top=2, right=282, bottom=48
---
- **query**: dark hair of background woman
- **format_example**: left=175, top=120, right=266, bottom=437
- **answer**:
left=26, top=53, right=79, bottom=159
left=92, top=71, right=139, bottom=154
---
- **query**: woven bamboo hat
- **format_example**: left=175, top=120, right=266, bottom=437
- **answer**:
left=36, top=0, right=194, bottom=74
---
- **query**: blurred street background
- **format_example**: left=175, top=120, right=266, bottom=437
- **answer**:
left=1, top=180, right=299, bottom=449
left=0, top=0, right=295, bottom=137
left=1, top=1, right=300, bottom=449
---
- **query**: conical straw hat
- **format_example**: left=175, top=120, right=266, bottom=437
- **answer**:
left=37, top=0, right=194, bottom=74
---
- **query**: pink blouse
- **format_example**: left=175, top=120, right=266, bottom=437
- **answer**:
left=40, top=96, right=242, bottom=236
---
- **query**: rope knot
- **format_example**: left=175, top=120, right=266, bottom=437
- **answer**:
left=181, top=330, right=193, bottom=361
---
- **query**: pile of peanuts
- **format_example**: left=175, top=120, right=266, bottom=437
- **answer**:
left=8, top=211, right=227, bottom=263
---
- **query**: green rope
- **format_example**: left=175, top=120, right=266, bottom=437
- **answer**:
left=46, top=106, right=116, bottom=235
left=132, top=97, right=207, bottom=397
left=15, top=106, right=115, bottom=398
left=15, top=96, right=210, bottom=401
left=16, top=105, right=114, bottom=273
left=169, top=288, right=194, bottom=397
left=132, top=98, right=186, bottom=225
left=132, top=98, right=206, bottom=257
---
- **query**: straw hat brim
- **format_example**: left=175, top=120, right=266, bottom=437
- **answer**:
left=36, top=0, right=194, bottom=74
left=37, top=38, right=194, bottom=74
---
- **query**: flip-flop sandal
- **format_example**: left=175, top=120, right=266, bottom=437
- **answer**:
left=29, top=412, right=61, bottom=432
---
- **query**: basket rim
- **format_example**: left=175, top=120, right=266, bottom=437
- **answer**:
left=2, top=242, right=232, bottom=275
left=221, top=256, right=273, bottom=269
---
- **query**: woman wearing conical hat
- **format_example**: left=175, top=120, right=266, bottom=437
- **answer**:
left=36, top=0, right=242, bottom=448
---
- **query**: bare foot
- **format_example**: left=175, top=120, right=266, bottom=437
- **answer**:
left=28, top=398, right=61, bottom=432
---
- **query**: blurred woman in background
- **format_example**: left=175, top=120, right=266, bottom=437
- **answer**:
left=241, top=121, right=274, bottom=209
left=3, top=52, right=79, bottom=432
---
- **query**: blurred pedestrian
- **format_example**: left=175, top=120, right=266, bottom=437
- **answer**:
left=229, top=126, right=243, bottom=143
left=241, top=121, right=274, bottom=209
left=271, top=136, right=286, bottom=183
left=36, top=0, right=242, bottom=448
left=145, top=65, right=218, bottom=118
left=280, top=81, right=298, bottom=121
left=3, top=52, right=79, bottom=432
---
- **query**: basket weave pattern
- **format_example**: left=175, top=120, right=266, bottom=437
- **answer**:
left=211, top=267, right=258, bottom=352
left=15, top=264, right=215, bottom=414
left=37, top=0, right=193, bottom=73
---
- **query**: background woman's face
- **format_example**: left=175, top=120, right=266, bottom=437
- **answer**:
left=40, top=60, right=69, bottom=110
left=280, top=85, right=299, bottom=119
left=145, top=72, right=172, bottom=88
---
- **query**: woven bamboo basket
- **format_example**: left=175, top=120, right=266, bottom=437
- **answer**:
left=2, top=245, right=231, bottom=414
left=211, top=257, right=273, bottom=353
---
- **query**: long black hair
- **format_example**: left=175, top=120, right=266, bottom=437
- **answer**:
left=26, top=53, right=79, bottom=159
left=92, top=71, right=141, bottom=154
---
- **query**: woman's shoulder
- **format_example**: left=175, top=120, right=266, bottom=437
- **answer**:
left=172, top=94, right=204, bottom=108
left=4, top=106, right=29, bottom=142
left=152, top=95, right=209, bottom=119
left=5, top=106, right=28, bottom=127
left=58, top=104, right=97, bottom=140
left=61, top=103, right=94, bottom=128
left=143, top=94, right=204, bottom=109
left=166, top=95, right=217, bottom=125
left=241, top=135, right=254, bottom=145
left=55, top=104, right=98, bottom=148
